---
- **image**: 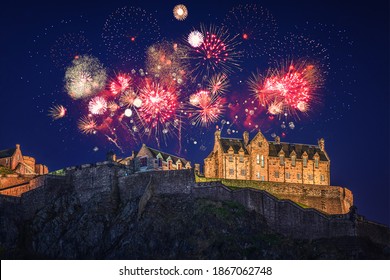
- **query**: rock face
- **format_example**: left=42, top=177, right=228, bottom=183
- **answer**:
left=0, top=166, right=389, bottom=259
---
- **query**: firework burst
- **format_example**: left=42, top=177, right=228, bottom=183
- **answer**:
left=249, top=61, right=322, bottom=119
left=188, top=90, right=225, bottom=127
left=207, top=73, right=229, bottom=95
left=110, top=74, right=131, bottom=95
left=78, top=116, right=97, bottom=134
left=102, top=6, right=161, bottom=65
left=188, top=30, right=204, bottom=48
left=65, top=55, right=107, bottom=100
left=138, top=82, right=179, bottom=135
left=186, top=25, right=241, bottom=79
left=173, top=4, right=188, bottom=21
left=48, top=105, right=67, bottom=120
left=88, top=96, right=108, bottom=115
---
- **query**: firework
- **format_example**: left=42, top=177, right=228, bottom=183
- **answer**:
left=65, top=55, right=107, bottom=100
left=119, top=89, right=137, bottom=107
left=50, top=32, right=92, bottom=68
left=146, top=41, right=188, bottom=85
left=78, top=116, right=97, bottom=134
left=188, top=90, right=225, bottom=127
left=207, top=73, right=229, bottom=95
left=124, top=108, right=133, bottom=117
left=107, top=101, right=119, bottom=112
left=188, top=31, right=204, bottom=48
left=138, top=82, right=179, bottom=134
left=110, top=74, right=131, bottom=95
left=186, top=25, right=241, bottom=79
left=223, top=4, right=278, bottom=59
left=249, top=61, right=322, bottom=118
left=48, top=105, right=67, bottom=120
left=102, top=6, right=161, bottom=65
left=88, top=96, right=108, bottom=115
left=173, top=4, right=188, bottom=21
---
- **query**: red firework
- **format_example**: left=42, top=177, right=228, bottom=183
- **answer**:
left=189, top=90, right=225, bottom=127
left=249, top=62, right=321, bottom=117
left=138, top=82, right=178, bottom=130
left=110, top=74, right=131, bottom=95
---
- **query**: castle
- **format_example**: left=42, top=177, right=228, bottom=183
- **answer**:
left=204, top=130, right=329, bottom=185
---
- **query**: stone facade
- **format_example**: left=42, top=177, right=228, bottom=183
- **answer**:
left=204, top=130, right=330, bottom=185
left=116, top=144, right=191, bottom=171
left=0, top=144, right=48, bottom=176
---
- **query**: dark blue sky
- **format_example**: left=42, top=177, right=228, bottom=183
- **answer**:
left=0, top=0, right=388, bottom=226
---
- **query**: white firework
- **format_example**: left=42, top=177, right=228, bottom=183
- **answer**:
left=65, top=55, right=107, bottom=100
left=188, top=31, right=204, bottom=48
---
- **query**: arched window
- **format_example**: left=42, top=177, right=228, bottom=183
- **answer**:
left=256, top=154, right=260, bottom=164
left=261, top=155, right=265, bottom=167
left=315, top=158, right=319, bottom=168
left=303, top=157, right=307, bottom=167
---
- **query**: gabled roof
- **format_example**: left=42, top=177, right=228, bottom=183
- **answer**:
left=269, top=142, right=328, bottom=161
left=0, top=148, right=16, bottom=159
left=219, top=138, right=249, bottom=154
left=137, top=145, right=190, bottom=165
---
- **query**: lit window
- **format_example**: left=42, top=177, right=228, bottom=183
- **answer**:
left=280, top=155, right=284, bottom=165
left=286, top=172, right=290, bottom=179
left=229, top=168, right=234, bottom=175
left=256, top=172, right=260, bottom=179
left=321, top=174, right=325, bottom=181
left=241, top=169, right=246, bottom=176
left=315, top=158, right=319, bottom=168
left=303, top=157, right=307, bottom=167
left=261, top=155, right=265, bottom=168
left=297, top=173, right=301, bottom=180
left=274, top=171, right=279, bottom=178
left=261, top=175, right=265, bottom=181
left=239, top=155, right=244, bottom=163
left=256, top=154, right=260, bottom=164
left=229, top=155, right=233, bottom=162
left=291, top=156, right=296, bottom=166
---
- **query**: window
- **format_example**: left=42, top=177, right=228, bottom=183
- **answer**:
left=274, top=171, right=279, bottom=178
left=5, top=158, right=9, bottom=165
left=280, top=155, right=284, bottom=165
left=177, top=163, right=182, bottom=170
left=321, top=174, right=325, bottom=182
left=258, top=142, right=262, bottom=147
left=241, top=169, right=246, bottom=176
left=261, top=155, right=265, bottom=168
left=303, top=157, right=307, bottom=167
left=297, top=173, right=301, bottom=180
left=229, top=155, right=233, bottom=162
left=261, top=175, right=265, bottom=181
left=308, top=174, right=313, bottom=181
left=256, top=171, right=260, bottom=179
left=168, top=160, right=172, bottom=170
left=158, top=158, right=162, bottom=167
left=291, top=156, right=296, bottom=166
left=286, top=172, right=290, bottom=179
left=229, top=168, right=234, bottom=175
left=256, top=154, right=260, bottom=164
left=239, top=155, right=244, bottom=163
left=315, top=158, right=319, bottom=168
left=140, top=157, right=147, bottom=167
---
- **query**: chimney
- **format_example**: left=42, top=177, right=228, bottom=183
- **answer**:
left=214, top=129, right=221, bottom=142
left=275, top=136, right=280, bottom=144
left=16, top=144, right=20, bottom=150
left=318, top=138, right=325, bottom=151
left=243, top=131, right=249, bottom=147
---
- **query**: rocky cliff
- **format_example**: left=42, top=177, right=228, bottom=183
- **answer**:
left=0, top=165, right=389, bottom=259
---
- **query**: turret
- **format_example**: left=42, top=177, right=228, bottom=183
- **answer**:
left=243, top=131, right=249, bottom=147
left=214, top=129, right=221, bottom=142
left=318, top=138, right=325, bottom=151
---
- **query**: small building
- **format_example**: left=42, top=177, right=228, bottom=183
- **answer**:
left=0, top=144, right=48, bottom=175
left=118, top=144, right=191, bottom=172
left=204, top=130, right=330, bottom=185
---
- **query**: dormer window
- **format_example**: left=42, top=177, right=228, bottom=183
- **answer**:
left=279, top=155, right=284, bottom=165
left=229, top=155, right=233, bottom=162
left=291, top=156, right=296, bottom=166
left=303, top=157, right=307, bottom=167
left=315, top=158, right=319, bottom=168
left=177, top=162, right=182, bottom=170
left=239, top=155, right=244, bottom=163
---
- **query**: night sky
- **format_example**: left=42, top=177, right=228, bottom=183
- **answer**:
left=0, top=0, right=388, bottom=226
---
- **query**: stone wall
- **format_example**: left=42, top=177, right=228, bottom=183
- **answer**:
left=0, top=175, right=32, bottom=190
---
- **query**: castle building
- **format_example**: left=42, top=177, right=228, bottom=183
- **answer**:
left=0, top=144, right=48, bottom=175
left=204, top=130, right=330, bottom=185
left=116, top=144, right=191, bottom=171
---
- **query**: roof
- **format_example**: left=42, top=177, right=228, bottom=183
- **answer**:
left=0, top=148, right=16, bottom=159
left=138, top=145, right=190, bottom=165
left=219, top=138, right=249, bottom=154
left=269, top=142, right=328, bottom=161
